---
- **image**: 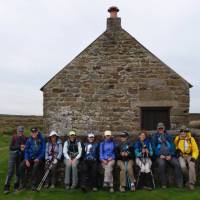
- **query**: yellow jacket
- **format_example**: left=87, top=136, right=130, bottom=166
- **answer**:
left=174, top=132, right=199, bottom=160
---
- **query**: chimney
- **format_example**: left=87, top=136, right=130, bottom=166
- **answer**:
left=107, top=6, right=121, bottom=31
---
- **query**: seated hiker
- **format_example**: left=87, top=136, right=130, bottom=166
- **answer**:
left=152, top=122, right=183, bottom=189
left=100, top=130, right=116, bottom=193
left=134, top=131, right=154, bottom=190
left=174, top=125, right=199, bottom=190
left=63, top=130, right=82, bottom=190
left=44, top=130, right=62, bottom=189
left=19, top=127, right=45, bottom=191
left=81, top=133, right=99, bottom=192
left=116, top=132, right=135, bottom=192
left=3, top=126, right=27, bottom=194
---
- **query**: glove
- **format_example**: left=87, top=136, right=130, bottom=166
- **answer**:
left=190, top=158, right=196, bottom=163
left=53, top=158, right=58, bottom=164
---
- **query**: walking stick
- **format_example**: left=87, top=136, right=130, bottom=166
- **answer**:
left=36, top=159, right=57, bottom=191
left=125, top=161, right=131, bottom=190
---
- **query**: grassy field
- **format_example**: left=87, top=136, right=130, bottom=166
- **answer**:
left=1, top=134, right=200, bottom=200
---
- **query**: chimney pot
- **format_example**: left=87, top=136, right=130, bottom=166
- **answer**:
left=108, top=6, right=119, bottom=18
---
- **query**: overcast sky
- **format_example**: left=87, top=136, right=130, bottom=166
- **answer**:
left=0, top=0, right=199, bottom=115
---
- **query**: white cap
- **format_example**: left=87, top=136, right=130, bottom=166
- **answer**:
left=88, top=133, right=95, bottom=138
left=104, top=130, right=112, bottom=136
left=49, top=130, right=58, bottom=137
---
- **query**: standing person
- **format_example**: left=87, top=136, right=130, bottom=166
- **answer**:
left=116, top=132, right=135, bottom=192
left=174, top=125, right=199, bottom=190
left=100, top=130, right=116, bottom=193
left=152, top=122, right=183, bottom=189
left=63, top=130, right=82, bottom=189
left=3, top=126, right=27, bottom=194
left=81, top=133, right=99, bottom=192
left=134, top=131, right=154, bottom=190
left=19, top=127, right=45, bottom=191
left=44, top=130, right=63, bottom=189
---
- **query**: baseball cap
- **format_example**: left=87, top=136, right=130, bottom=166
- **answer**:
left=69, top=130, right=76, bottom=136
left=104, top=130, right=112, bottom=136
left=120, top=132, right=129, bottom=137
left=17, top=126, right=24, bottom=132
left=49, top=130, right=58, bottom=137
left=88, top=133, right=95, bottom=138
left=30, top=127, right=38, bottom=132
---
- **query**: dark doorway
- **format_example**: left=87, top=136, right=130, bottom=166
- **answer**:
left=141, top=107, right=170, bottom=130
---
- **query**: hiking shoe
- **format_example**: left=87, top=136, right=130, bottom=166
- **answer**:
left=103, top=182, right=109, bottom=188
left=18, top=184, right=25, bottom=191
left=119, top=186, right=125, bottom=192
left=65, top=185, right=70, bottom=190
left=70, top=185, right=76, bottom=189
left=50, top=184, right=55, bottom=189
left=92, top=187, right=98, bottom=192
left=3, top=185, right=10, bottom=194
left=44, top=183, right=49, bottom=188
left=143, top=186, right=152, bottom=191
left=31, top=185, right=37, bottom=192
left=161, top=185, right=167, bottom=189
left=189, top=184, right=195, bottom=190
left=109, top=187, right=114, bottom=193
left=130, top=183, right=136, bottom=192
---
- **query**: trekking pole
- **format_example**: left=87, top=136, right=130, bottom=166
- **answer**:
left=136, top=152, right=146, bottom=188
left=36, top=161, right=54, bottom=191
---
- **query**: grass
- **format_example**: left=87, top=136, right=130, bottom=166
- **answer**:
left=1, top=134, right=200, bottom=200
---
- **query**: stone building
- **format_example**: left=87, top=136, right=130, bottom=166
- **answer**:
left=41, top=7, right=192, bottom=135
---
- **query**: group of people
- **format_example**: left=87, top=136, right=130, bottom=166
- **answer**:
left=3, top=122, right=199, bottom=194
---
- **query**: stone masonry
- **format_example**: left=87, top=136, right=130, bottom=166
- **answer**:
left=41, top=7, right=191, bottom=136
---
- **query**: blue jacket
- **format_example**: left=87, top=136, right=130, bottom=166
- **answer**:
left=25, top=132, right=45, bottom=161
left=134, top=138, right=153, bottom=158
left=83, top=142, right=99, bottom=160
left=151, top=132, right=176, bottom=157
left=100, top=139, right=116, bottom=161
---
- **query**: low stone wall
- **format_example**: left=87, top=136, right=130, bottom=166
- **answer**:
left=0, top=114, right=43, bottom=133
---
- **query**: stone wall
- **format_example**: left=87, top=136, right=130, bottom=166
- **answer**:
left=42, top=16, right=190, bottom=136
left=0, top=114, right=43, bottom=133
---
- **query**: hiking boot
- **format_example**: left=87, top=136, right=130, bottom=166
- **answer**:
left=161, top=185, right=167, bottom=189
left=50, top=184, right=55, bottom=189
left=92, top=187, right=98, bottom=192
left=143, top=186, right=152, bottom=191
left=130, top=183, right=136, bottom=192
left=3, top=185, right=10, bottom=194
left=31, top=185, right=37, bottom=192
left=65, top=185, right=70, bottom=190
left=119, top=186, right=125, bottom=192
left=70, top=185, right=76, bottom=189
left=189, top=184, right=195, bottom=190
left=109, top=187, right=114, bottom=193
left=103, top=182, right=109, bottom=188
left=44, top=183, right=49, bottom=188
left=18, top=184, right=25, bottom=191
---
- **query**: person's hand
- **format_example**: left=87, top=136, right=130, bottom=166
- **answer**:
left=53, top=158, right=58, bottom=164
left=20, top=144, right=25, bottom=151
left=34, top=159, right=39, bottom=163
left=160, top=155, right=166, bottom=159
left=102, top=160, right=108, bottom=165
left=108, top=157, right=113, bottom=161
left=121, top=152, right=125, bottom=157
left=166, top=155, right=171, bottom=161
left=190, top=158, right=196, bottom=163
left=142, top=148, right=146, bottom=154
left=26, top=160, right=30, bottom=167
left=124, top=152, right=128, bottom=157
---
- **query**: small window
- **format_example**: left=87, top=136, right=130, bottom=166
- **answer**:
left=141, top=107, right=170, bottom=130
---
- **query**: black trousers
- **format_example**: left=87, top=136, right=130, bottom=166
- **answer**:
left=81, top=160, right=98, bottom=188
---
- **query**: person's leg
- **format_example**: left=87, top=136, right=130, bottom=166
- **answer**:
left=117, top=160, right=126, bottom=188
left=31, top=161, right=42, bottom=188
left=71, top=159, right=79, bottom=187
left=144, top=158, right=152, bottom=173
left=80, top=160, right=89, bottom=189
left=106, top=160, right=115, bottom=187
left=178, top=156, right=188, bottom=183
left=127, top=160, right=135, bottom=184
left=169, top=157, right=183, bottom=187
left=19, top=160, right=27, bottom=188
left=4, top=151, right=17, bottom=192
left=64, top=159, right=72, bottom=187
left=157, top=158, right=167, bottom=187
left=186, top=156, right=196, bottom=188
left=91, top=161, right=98, bottom=189
left=50, top=162, right=58, bottom=187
